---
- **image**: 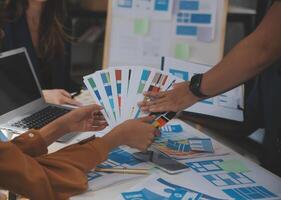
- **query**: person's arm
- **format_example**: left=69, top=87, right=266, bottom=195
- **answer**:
left=139, top=2, right=281, bottom=113
left=0, top=106, right=158, bottom=199
left=201, top=2, right=281, bottom=96
left=43, top=89, right=82, bottom=107
left=0, top=134, right=111, bottom=200
left=12, top=105, right=108, bottom=155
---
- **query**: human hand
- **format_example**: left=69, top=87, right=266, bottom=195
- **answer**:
left=104, top=116, right=159, bottom=152
left=40, top=104, right=108, bottom=145
left=43, top=89, right=82, bottom=106
left=60, top=104, right=108, bottom=133
left=138, top=81, right=200, bottom=113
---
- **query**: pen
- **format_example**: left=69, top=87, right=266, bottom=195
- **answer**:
left=95, top=167, right=150, bottom=175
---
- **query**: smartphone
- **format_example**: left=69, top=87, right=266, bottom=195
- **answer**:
left=133, top=151, right=189, bottom=174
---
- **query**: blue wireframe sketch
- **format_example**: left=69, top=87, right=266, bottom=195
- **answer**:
left=122, top=178, right=225, bottom=200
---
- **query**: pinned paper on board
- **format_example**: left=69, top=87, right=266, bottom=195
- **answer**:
left=114, top=0, right=173, bottom=20
left=174, top=43, right=190, bottom=60
left=174, top=0, right=218, bottom=42
left=134, top=18, right=150, bottom=36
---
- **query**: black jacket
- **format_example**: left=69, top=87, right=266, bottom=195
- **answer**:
left=245, top=59, right=281, bottom=177
left=1, top=14, right=78, bottom=92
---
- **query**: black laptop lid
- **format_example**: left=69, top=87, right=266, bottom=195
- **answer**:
left=0, top=50, right=41, bottom=116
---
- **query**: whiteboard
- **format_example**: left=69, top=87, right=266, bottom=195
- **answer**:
left=103, top=0, right=229, bottom=69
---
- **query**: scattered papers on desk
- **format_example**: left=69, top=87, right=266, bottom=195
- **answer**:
left=0, top=130, right=8, bottom=142
left=84, top=66, right=180, bottom=128
left=118, top=175, right=227, bottom=200
left=160, top=124, right=183, bottom=133
left=152, top=126, right=229, bottom=160
left=86, top=147, right=151, bottom=191
left=218, top=159, right=250, bottom=173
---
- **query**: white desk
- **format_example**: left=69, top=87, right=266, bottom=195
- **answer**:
left=48, top=119, right=281, bottom=200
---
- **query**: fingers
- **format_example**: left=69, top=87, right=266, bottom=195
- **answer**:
left=59, top=89, right=72, bottom=98
left=148, top=102, right=173, bottom=113
left=139, top=135, right=155, bottom=152
left=92, top=119, right=108, bottom=127
left=89, top=125, right=107, bottom=132
left=144, top=91, right=166, bottom=99
left=81, top=104, right=104, bottom=112
left=138, top=115, right=156, bottom=123
left=139, top=98, right=167, bottom=108
left=63, top=97, right=82, bottom=106
left=154, top=129, right=161, bottom=137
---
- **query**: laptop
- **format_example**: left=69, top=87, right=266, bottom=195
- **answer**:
left=0, top=48, right=73, bottom=139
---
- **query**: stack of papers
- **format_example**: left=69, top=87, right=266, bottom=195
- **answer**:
left=84, top=66, right=179, bottom=128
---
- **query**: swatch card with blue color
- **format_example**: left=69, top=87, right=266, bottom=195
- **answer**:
left=125, top=67, right=154, bottom=120
left=85, top=72, right=118, bottom=127
left=83, top=75, right=112, bottom=127
left=131, top=69, right=177, bottom=119
left=109, top=69, right=122, bottom=123
left=84, top=66, right=179, bottom=128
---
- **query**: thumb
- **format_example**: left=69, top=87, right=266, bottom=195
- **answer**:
left=138, top=115, right=156, bottom=123
left=77, top=104, right=104, bottom=117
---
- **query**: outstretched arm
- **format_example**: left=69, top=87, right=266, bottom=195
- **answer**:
left=140, top=2, right=281, bottom=113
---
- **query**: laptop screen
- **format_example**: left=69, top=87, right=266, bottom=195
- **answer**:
left=0, top=52, right=41, bottom=116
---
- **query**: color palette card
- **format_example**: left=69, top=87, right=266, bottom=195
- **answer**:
left=84, top=66, right=178, bottom=128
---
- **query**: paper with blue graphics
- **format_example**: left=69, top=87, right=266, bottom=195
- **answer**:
left=163, top=57, right=244, bottom=122
left=119, top=175, right=227, bottom=200
left=113, top=0, right=174, bottom=20
left=86, top=147, right=152, bottom=191
left=84, top=66, right=178, bottom=128
left=174, top=0, right=218, bottom=42
left=160, top=124, right=183, bottom=133
left=189, top=138, right=214, bottom=153
left=0, top=130, right=8, bottom=142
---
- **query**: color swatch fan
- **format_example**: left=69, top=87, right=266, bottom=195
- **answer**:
left=84, top=66, right=179, bottom=128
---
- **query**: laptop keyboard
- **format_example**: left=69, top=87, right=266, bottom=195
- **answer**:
left=11, top=106, right=71, bottom=130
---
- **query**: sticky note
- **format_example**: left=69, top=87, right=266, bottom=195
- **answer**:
left=134, top=18, right=149, bottom=36
left=218, top=159, right=250, bottom=173
left=175, top=43, right=190, bottom=60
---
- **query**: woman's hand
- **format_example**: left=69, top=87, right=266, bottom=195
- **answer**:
left=43, top=89, right=82, bottom=106
left=103, top=116, right=159, bottom=152
left=60, top=105, right=108, bottom=133
left=40, top=104, right=108, bottom=145
left=138, top=81, right=200, bottom=113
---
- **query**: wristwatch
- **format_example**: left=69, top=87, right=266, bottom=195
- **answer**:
left=189, top=74, right=209, bottom=98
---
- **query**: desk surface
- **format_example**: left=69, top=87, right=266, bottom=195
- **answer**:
left=49, top=118, right=281, bottom=200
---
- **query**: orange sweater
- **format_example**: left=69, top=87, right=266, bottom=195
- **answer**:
left=0, top=130, right=110, bottom=200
